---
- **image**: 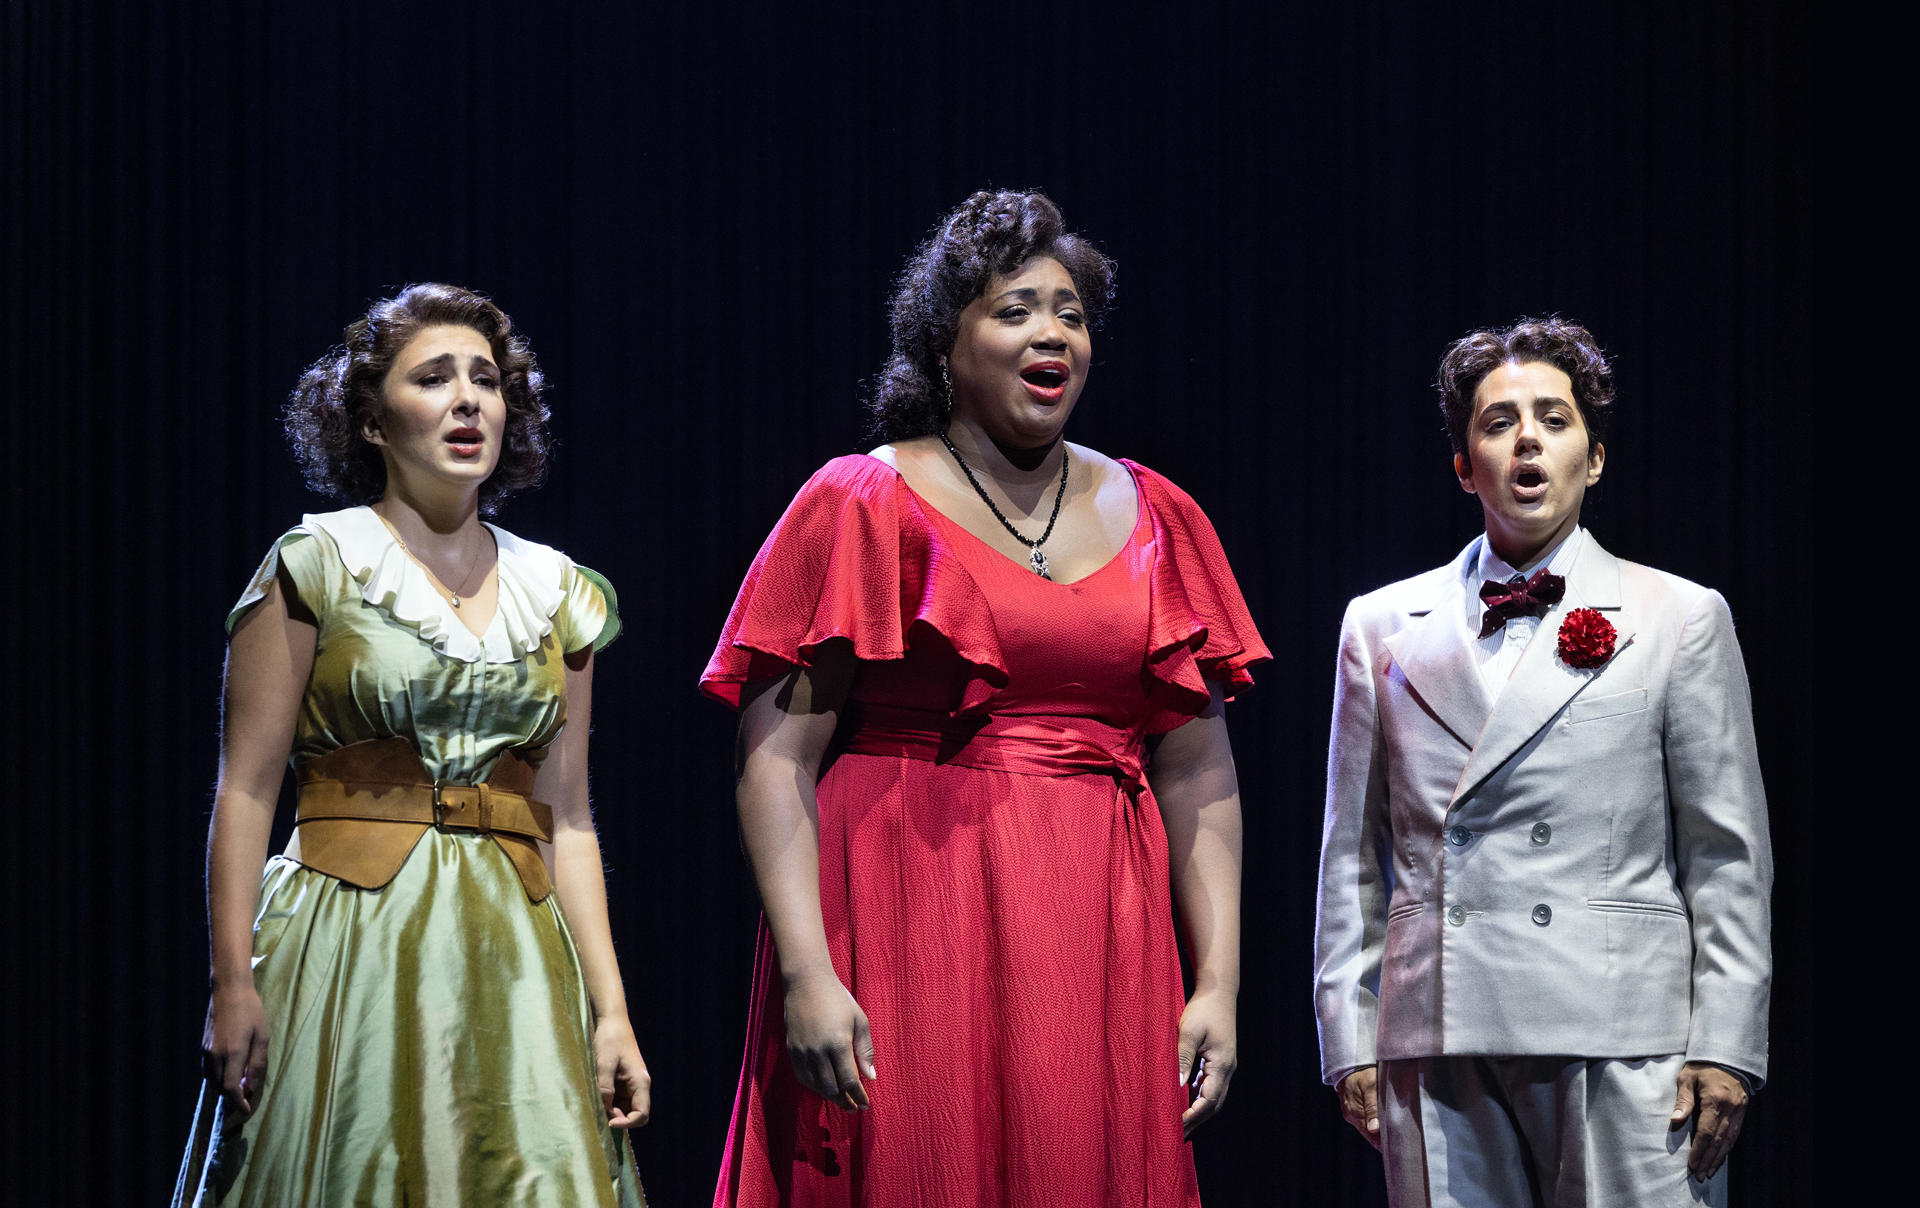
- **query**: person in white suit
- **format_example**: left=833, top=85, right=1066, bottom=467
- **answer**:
left=1313, top=318, right=1772, bottom=1207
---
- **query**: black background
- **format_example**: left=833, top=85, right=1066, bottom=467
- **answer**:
left=5, top=2, right=1811, bottom=1203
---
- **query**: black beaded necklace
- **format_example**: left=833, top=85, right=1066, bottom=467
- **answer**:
left=938, top=430, right=1069, bottom=580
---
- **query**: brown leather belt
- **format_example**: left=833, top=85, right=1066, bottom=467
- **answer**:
left=294, top=737, right=555, bottom=901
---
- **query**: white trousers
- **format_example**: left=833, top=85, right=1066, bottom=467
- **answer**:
left=1377, top=1054, right=1729, bottom=1208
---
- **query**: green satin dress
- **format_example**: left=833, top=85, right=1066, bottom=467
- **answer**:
left=174, top=506, right=647, bottom=1208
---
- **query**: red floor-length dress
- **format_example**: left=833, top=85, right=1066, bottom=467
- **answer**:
left=701, top=454, right=1269, bottom=1207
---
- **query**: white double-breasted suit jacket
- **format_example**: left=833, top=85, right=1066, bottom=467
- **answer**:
left=1313, top=532, right=1772, bottom=1085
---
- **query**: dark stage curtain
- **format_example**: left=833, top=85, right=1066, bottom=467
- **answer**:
left=4, top=3, right=1810, bottom=1204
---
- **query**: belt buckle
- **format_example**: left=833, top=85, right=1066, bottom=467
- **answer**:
left=432, top=782, right=448, bottom=830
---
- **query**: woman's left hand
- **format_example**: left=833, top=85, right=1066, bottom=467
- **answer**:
left=1177, top=988, right=1238, bottom=1140
left=594, top=1015, right=652, bottom=1129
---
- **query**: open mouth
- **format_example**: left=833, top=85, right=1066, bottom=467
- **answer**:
left=1512, top=464, right=1548, bottom=499
left=446, top=427, right=485, bottom=456
left=1020, top=362, right=1069, bottom=402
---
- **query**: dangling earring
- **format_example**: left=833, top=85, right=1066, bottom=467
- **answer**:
left=939, top=361, right=953, bottom=421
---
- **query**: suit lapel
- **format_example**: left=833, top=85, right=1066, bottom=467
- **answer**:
left=1383, top=540, right=1493, bottom=749
left=1449, top=533, right=1631, bottom=806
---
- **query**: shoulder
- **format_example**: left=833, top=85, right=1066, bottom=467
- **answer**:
left=487, top=520, right=606, bottom=603
left=485, top=523, right=624, bottom=654
left=1621, top=559, right=1721, bottom=614
left=1113, top=456, right=1232, bottom=547
left=287, top=506, right=407, bottom=588
left=1625, top=564, right=1742, bottom=660
left=817, top=451, right=902, bottom=488
left=296, top=505, right=376, bottom=552
left=792, top=453, right=905, bottom=508
left=227, top=514, right=346, bottom=632
left=1593, top=548, right=1754, bottom=693
left=865, top=437, right=959, bottom=505
left=1353, top=564, right=1457, bottom=615
left=736, top=454, right=920, bottom=574
left=1340, top=541, right=1478, bottom=635
left=1114, top=456, right=1200, bottom=510
left=1593, top=536, right=1731, bottom=625
left=1353, top=538, right=1475, bottom=614
left=1066, top=443, right=1136, bottom=506
left=487, top=522, right=566, bottom=579
left=276, top=508, right=369, bottom=578
left=1342, top=565, right=1455, bottom=637
left=270, top=520, right=323, bottom=561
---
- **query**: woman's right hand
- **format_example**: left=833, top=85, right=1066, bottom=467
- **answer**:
left=202, top=981, right=270, bottom=1120
left=782, top=970, right=876, bottom=1111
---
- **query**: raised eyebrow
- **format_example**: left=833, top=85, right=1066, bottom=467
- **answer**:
left=407, top=352, right=456, bottom=375
left=406, top=352, right=500, bottom=377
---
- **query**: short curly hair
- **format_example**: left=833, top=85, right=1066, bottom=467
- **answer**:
left=284, top=283, right=551, bottom=514
left=1436, top=316, right=1614, bottom=455
left=868, top=190, right=1116, bottom=443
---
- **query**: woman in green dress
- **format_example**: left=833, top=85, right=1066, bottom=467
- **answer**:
left=176, top=283, right=649, bottom=1206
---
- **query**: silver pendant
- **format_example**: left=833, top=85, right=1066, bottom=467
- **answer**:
left=1029, top=547, right=1052, bottom=580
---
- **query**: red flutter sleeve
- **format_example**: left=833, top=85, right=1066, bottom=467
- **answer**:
left=1126, top=460, right=1273, bottom=732
left=699, top=456, right=1010, bottom=711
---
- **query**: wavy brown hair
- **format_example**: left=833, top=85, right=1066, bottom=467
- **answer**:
left=1436, top=316, right=1614, bottom=455
left=869, top=190, right=1116, bottom=443
left=284, top=283, right=551, bottom=514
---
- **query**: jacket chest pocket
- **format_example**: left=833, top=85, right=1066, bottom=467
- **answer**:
left=1565, top=687, right=1647, bottom=726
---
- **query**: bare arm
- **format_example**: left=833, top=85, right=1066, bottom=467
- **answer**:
left=734, top=649, right=875, bottom=1111
left=202, top=566, right=315, bottom=1118
left=1149, top=681, right=1243, bottom=1138
left=537, top=647, right=650, bottom=1128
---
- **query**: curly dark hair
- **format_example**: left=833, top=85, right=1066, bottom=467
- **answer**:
left=1436, top=316, right=1614, bottom=455
left=283, top=283, right=551, bottom=514
left=868, top=189, right=1116, bottom=443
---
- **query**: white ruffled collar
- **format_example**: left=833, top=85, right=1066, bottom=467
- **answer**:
left=303, top=506, right=569, bottom=664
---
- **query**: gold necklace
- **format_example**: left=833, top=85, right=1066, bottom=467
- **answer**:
left=376, top=513, right=493, bottom=608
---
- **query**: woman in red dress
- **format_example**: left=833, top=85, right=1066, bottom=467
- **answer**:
left=702, top=190, right=1268, bottom=1206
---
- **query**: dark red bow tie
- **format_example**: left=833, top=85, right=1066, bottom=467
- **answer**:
left=1479, top=568, right=1566, bottom=638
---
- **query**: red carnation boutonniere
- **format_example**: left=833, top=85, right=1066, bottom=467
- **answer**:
left=1556, top=607, right=1617, bottom=669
